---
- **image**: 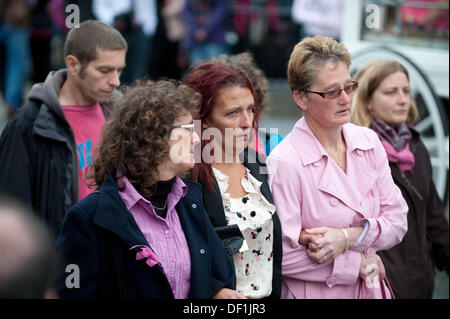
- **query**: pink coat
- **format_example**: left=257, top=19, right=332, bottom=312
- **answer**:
left=266, top=118, right=408, bottom=299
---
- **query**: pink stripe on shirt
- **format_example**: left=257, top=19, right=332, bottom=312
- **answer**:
left=118, top=176, right=191, bottom=299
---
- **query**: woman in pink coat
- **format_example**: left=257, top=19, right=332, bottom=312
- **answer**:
left=266, top=36, right=408, bottom=299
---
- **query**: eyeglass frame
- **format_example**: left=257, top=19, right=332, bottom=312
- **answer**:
left=171, top=123, right=195, bottom=132
left=304, top=81, right=358, bottom=99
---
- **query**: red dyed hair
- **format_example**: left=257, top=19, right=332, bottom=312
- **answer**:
left=184, top=61, right=259, bottom=193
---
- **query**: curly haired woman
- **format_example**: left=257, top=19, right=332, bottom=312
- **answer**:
left=56, top=80, right=237, bottom=298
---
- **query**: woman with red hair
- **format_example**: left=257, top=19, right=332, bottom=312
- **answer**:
left=184, top=62, right=282, bottom=299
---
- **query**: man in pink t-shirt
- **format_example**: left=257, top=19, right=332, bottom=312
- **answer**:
left=0, top=20, right=127, bottom=235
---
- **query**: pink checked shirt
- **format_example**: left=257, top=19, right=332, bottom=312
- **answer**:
left=266, top=118, right=408, bottom=299
left=118, top=176, right=191, bottom=299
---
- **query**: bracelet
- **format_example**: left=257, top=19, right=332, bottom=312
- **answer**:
left=340, top=228, right=349, bottom=253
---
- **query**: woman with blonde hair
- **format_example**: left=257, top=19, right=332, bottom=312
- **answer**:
left=266, top=36, right=408, bottom=299
left=351, top=60, right=449, bottom=298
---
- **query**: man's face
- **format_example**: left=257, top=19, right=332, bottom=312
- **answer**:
left=75, top=48, right=126, bottom=104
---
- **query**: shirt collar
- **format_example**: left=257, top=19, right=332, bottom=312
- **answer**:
left=291, top=117, right=375, bottom=166
left=117, top=174, right=187, bottom=212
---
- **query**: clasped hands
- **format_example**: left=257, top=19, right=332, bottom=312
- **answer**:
left=299, top=227, right=346, bottom=264
left=299, top=227, right=386, bottom=284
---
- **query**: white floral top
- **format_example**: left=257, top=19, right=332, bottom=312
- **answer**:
left=212, top=167, right=276, bottom=299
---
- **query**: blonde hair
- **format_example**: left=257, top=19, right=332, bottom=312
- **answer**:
left=351, top=60, right=418, bottom=127
left=287, top=35, right=352, bottom=93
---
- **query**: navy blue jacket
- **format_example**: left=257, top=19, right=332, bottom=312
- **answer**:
left=56, top=173, right=235, bottom=298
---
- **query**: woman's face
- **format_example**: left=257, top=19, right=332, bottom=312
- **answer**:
left=296, top=61, right=354, bottom=129
left=368, top=71, right=411, bottom=127
left=203, top=86, right=254, bottom=163
left=167, top=111, right=200, bottom=174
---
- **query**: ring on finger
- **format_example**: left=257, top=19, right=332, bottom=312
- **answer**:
left=323, top=255, right=328, bottom=262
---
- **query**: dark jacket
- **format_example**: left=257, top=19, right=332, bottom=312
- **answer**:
left=0, top=69, right=117, bottom=236
left=201, top=148, right=283, bottom=299
left=378, top=129, right=449, bottom=298
left=56, top=173, right=235, bottom=298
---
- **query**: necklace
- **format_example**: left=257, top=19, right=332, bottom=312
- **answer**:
left=151, top=199, right=167, bottom=211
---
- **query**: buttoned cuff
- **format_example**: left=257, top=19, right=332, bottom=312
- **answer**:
left=326, top=250, right=361, bottom=288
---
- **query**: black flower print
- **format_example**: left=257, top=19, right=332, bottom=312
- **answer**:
left=242, top=196, right=249, bottom=204
left=236, top=212, right=246, bottom=221
left=250, top=227, right=263, bottom=239
left=250, top=283, right=259, bottom=291
left=252, top=247, right=264, bottom=261
left=265, top=233, right=271, bottom=241
left=250, top=211, right=256, bottom=217
left=267, top=251, right=273, bottom=262
left=245, top=263, right=250, bottom=276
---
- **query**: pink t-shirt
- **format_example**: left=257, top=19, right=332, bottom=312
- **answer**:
left=62, top=103, right=106, bottom=201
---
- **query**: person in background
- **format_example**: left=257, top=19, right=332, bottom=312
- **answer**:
left=266, top=36, right=408, bottom=299
left=183, top=0, right=229, bottom=67
left=291, top=0, right=343, bottom=41
left=0, top=0, right=32, bottom=118
left=30, top=0, right=53, bottom=84
left=0, top=20, right=127, bottom=236
left=56, top=80, right=236, bottom=298
left=185, top=61, right=282, bottom=299
left=93, top=0, right=157, bottom=84
left=150, top=0, right=187, bottom=80
left=0, top=194, right=59, bottom=299
left=351, top=60, right=449, bottom=298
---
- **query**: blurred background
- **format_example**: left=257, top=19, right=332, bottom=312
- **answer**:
left=0, top=0, right=448, bottom=298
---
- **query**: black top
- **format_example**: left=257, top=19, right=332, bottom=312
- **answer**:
left=149, top=177, right=176, bottom=218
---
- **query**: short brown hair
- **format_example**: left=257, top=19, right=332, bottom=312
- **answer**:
left=351, top=60, right=418, bottom=127
left=64, top=20, right=127, bottom=68
left=87, top=80, right=201, bottom=198
left=288, top=35, right=352, bottom=93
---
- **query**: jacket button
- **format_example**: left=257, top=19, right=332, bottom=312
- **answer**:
left=330, top=198, right=339, bottom=207
left=200, top=249, right=205, bottom=254
left=192, top=203, right=197, bottom=209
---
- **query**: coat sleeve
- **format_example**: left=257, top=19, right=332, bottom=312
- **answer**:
left=351, top=132, right=409, bottom=256
left=56, top=205, right=100, bottom=298
left=267, top=154, right=360, bottom=287
left=419, top=140, right=449, bottom=274
left=0, top=120, right=33, bottom=208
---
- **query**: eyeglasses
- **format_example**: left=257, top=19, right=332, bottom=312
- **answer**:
left=172, top=123, right=195, bottom=133
left=305, top=81, right=358, bottom=99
